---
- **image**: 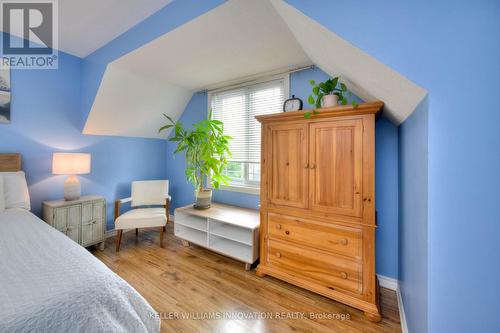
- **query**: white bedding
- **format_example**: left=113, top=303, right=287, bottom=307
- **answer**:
left=0, top=209, right=160, bottom=333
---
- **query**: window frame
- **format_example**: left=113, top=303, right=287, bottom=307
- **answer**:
left=207, top=73, right=290, bottom=195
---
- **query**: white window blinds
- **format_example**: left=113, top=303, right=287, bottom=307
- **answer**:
left=210, top=79, right=286, bottom=164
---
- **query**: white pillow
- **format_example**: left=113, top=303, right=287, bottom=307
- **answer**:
left=0, top=176, right=5, bottom=213
left=0, top=171, right=31, bottom=211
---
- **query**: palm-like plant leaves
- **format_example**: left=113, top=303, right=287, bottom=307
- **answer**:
left=159, top=113, right=232, bottom=192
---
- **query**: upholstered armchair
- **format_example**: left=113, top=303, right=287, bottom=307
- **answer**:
left=114, top=180, right=171, bottom=252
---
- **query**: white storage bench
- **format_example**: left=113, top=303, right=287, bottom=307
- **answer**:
left=174, top=203, right=260, bottom=270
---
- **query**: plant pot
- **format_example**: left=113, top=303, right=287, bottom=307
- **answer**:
left=194, top=189, right=212, bottom=209
left=321, top=94, right=339, bottom=108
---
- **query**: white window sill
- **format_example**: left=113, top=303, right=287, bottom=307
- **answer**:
left=219, top=184, right=260, bottom=195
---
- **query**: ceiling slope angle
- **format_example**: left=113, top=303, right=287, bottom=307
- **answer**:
left=270, top=0, right=427, bottom=124
left=0, top=0, right=174, bottom=57
left=83, top=65, right=193, bottom=139
left=84, top=0, right=311, bottom=139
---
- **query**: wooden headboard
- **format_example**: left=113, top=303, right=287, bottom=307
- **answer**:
left=0, top=154, right=21, bottom=172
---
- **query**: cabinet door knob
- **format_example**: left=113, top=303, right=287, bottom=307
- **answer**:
left=304, top=163, right=309, bottom=169
left=285, top=231, right=290, bottom=235
left=276, top=224, right=282, bottom=230
left=310, top=163, right=316, bottom=169
left=340, top=238, right=348, bottom=245
left=67, top=227, right=71, bottom=231
left=276, top=252, right=282, bottom=258
left=340, top=272, right=348, bottom=279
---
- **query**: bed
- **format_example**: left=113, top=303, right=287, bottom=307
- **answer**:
left=0, top=154, right=160, bottom=333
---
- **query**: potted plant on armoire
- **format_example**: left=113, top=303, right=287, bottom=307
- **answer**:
left=159, top=113, right=232, bottom=209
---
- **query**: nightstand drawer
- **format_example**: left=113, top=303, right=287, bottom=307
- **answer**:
left=43, top=196, right=106, bottom=249
left=81, top=201, right=105, bottom=246
left=52, top=206, right=81, bottom=243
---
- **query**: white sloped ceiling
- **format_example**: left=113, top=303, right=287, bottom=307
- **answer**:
left=83, top=65, right=193, bottom=139
left=84, top=0, right=427, bottom=139
left=83, top=0, right=310, bottom=139
left=269, top=0, right=427, bottom=124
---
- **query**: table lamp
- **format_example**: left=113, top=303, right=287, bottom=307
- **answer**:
left=52, top=153, right=91, bottom=201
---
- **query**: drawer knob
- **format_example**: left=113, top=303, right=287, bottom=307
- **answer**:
left=276, top=224, right=282, bottom=230
left=340, top=238, right=348, bottom=245
left=340, top=272, right=348, bottom=279
left=285, top=231, right=290, bottom=235
left=276, top=252, right=282, bottom=258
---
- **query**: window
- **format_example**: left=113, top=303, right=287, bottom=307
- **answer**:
left=210, top=77, right=287, bottom=193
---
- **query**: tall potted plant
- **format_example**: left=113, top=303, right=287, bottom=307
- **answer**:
left=159, top=113, right=232, bottom=209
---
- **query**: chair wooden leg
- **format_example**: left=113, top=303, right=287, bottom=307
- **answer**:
left=160, top=226, right=164, bottom=248
left=116, top=230, right=123, bottom=252
left=165, top=198, right=171, bottom=224
left=135, top=228, right=138, bottom=236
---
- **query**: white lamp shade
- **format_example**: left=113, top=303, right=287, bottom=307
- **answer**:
left=52, top=153, right=91, bottom=175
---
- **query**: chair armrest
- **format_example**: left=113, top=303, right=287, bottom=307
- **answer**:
left=114, top=197, right=132, bottom=221
left=119, top=197, right=132, bottom=204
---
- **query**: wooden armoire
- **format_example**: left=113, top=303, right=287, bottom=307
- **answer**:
left=255, top=101, right=383, bottom=322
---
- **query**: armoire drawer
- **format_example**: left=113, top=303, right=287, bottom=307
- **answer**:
left=267, top=213, right=362, bottom=259
left=267, top=239, right=362, bottom=294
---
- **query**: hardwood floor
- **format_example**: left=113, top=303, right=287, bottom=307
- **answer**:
left=92, top=224, right=402, bottom=333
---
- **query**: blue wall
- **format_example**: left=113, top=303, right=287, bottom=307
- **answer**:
left=375, top=116, right=399, bottom=280
left=0, top=43, right=167, bottom=229
left=399, top=98, right=428, bottom=333
left=283, top=0, right=500, bottom=332
left=164, top=66, right=400, bottom=278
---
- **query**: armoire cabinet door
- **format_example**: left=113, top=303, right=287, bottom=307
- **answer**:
left=309, top=119, right=363, bottom=217
left=267, top=123, right=308, bottom=208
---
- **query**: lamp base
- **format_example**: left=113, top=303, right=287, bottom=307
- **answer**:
left=64, top=175, right=81, bottom=201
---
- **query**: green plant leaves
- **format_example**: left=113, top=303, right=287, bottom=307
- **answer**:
left=158, top=124, right=173, bottom=133
left=159, top=115, right=232, bottom=191
left=331, top=77, right=339, bottom=91
left=304, top=76, right=360, bottom=118
left=308, top=95, right=315, bottom=105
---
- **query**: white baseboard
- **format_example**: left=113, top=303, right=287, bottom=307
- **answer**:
left=396, top=283, right=409, bottom=333
left=377, top=274, right=398, bottom=290
left=377, top=275, right=408, bottom=333
left=105, top=215, right=174, bottom=238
